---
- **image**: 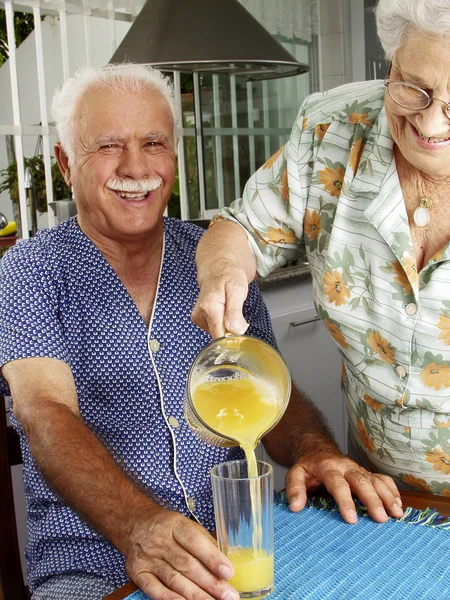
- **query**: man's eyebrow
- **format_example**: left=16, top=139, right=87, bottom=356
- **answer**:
left=91, top=135, right=125, bottom=146
left=143, top=132, right=172, bottom=145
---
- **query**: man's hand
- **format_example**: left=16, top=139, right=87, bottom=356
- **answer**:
left=126, top=506, right=239, bottom=600
left=285, top=453, right=404, bottom=524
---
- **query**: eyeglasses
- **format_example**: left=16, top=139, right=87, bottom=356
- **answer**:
left=384, top=65, right=450, bottom=119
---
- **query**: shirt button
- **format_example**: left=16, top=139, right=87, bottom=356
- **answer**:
left=405, top=303, right=417, bottom=316
left=188, top=497, right=196, bottom=512
left=168, top=416, right=180, bottom=429
left=396, top=365, right=407, bottom=378
left=150, top=339, right=160, bottom=352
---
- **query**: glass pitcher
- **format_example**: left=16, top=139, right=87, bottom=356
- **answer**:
left=184, top=334, right=291, bottom=448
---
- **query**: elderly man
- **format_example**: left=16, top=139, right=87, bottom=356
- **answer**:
left=0, top=64, right=401, bottom=600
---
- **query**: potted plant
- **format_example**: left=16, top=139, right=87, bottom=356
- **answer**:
left=0, top=154, right=72, bottom=235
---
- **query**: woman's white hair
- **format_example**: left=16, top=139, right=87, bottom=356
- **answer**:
left=51, top=63, right=178, bottom=161
left=376, top=0, right=450, bottom=59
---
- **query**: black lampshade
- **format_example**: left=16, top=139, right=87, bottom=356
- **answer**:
left=111, top=0, right=309, bottom=80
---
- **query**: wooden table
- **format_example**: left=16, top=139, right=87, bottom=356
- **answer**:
left=103, top=490, right=450, bottom=600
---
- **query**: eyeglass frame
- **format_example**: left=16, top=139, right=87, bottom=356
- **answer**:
left=383, top=62, right=450, bottom=119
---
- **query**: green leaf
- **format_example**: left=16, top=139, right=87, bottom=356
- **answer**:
left=342, top=246, right=355, bottom=268
left=358, top=244, right=365, bottom=261
left=362, top=297, right=370, bottom=315
left=318, top=233, right=329, bottom=254
left=379, top=265, right=394, bottom=274
left=350, top=297, right=360, bottom=310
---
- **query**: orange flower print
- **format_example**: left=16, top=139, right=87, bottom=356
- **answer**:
left=436, top=420, right=450, bottom=429
left=404, top=426, right=411, bottom=434
left=366, top=331, right=396, bottom=365
left=342, top=364, right=347, bottom=379
left=318, top=165, right=345, bottom=197
left=443, top=489, right=450, bottom=497
left=324, top=318, right=348, bottom=348
left=401, top=474, right=431, bottom=493
left=437, top=314, right=450, bottom=346
left=348, top=138, right=365, bottom=174
left=262, top=145, right=285, bottom=170
left=348, top=111, right=373, bottom=127
left=395, top=394, right=406, bottom=408
left=323, top=270, right=351, bottom=306
left=314, top=123, right=330, bottom=140
left=402, top=254, right=419, bottom=289
left=304, top=209, right=321, bottom=240
left=301, top=117, right=309, bottom=131
left=280, top=168, right=289, bottom=202
left=356, top=418, right=375, bottom=453
left=208, top=214, right=224, bottom=228
left=264, top=226, right=296, bottom=245
left=431, top=248, right=445, bottom=262
left=420, top=362, right=450, bottom=390
left=391, top=260, right=413, bottom=295
left=425, top=448, right=450, bottom=475
left=363, top=394, right=383, bottom=413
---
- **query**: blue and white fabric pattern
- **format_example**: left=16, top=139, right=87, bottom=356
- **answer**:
left=0, top=217, right=276, bottom=591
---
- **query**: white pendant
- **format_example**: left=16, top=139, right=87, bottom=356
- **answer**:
left=414, top=206, right=430, bottom=227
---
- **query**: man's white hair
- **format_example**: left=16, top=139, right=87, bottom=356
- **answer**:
left=376, top=0, right=450, bottom=59
left=51, top=63, right=178, bottom=161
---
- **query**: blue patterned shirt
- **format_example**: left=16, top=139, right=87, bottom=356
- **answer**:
left=0, top=217, right=276, bottom=590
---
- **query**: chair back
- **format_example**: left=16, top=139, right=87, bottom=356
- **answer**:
left=0, top=396, right=30, bottom=599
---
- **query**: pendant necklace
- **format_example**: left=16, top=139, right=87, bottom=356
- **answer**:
left=414, top=173, right=449, bottom=228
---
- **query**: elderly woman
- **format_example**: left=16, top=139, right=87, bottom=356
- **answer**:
left=193, top=0, right=450, bottom=500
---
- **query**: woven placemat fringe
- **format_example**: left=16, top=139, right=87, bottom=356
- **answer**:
left=275, top=491, right=450, bottom=529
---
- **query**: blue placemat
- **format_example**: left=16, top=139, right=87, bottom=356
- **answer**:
left=123, top=499, right=450, bottom=600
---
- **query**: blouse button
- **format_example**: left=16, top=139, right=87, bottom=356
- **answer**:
left=168, top=416, right=180, bottom=429
left=396, top=365, right=407, bottom=378
left=405, top=303, right=417, bottom=316
left=150, top=339, right=160, bottom=352
left=188, top=497, right=196, bottom=512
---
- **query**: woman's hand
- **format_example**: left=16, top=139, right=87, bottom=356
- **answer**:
left=192, top=259, right=250, bottom=339
left=125, top=506, right=239, bottom=600
left=286, top=453, right=404, bottom=524
left=193, top=221, right=257, bottom=338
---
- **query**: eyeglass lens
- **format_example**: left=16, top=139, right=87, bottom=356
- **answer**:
left=388, top=82, right=450, bottom=118
left=388, top=82, right=430, bottom=109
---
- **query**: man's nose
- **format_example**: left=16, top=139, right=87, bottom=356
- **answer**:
left=117, top=147, right=151, bottom=179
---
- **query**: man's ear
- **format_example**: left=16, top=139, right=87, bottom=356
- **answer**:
left=54, top=143, right=72, bottom=187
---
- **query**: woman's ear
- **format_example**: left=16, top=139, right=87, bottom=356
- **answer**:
left=54, top=143, right=72, bottom=187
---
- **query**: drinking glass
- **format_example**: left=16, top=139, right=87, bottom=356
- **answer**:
left=211, top=460, right=274, bottom=599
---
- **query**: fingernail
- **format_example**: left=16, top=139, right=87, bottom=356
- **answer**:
left=346, top=509, right=357, bottom=523
left=218, top=565, right=232, bottom=580
left=392, top=504, right=403, bottom=517
left=396, top=497, right=403, bottom=507
left=229, top=320, right=244, bottom=333
left=222, top=590, right=239, bottom=600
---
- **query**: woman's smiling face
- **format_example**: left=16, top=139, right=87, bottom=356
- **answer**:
left=384, top=30, right=450, bottom=178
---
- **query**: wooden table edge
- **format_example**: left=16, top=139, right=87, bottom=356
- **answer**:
left=103, top=490, right=450, bottom=600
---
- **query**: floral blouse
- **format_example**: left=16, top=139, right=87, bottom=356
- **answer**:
left=217, top=79, right=450, bottom=495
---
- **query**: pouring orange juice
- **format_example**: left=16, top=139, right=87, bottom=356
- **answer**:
left=186, top=335, right=291, bottom=599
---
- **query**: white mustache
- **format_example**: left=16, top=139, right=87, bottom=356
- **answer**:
left=107, top=176, right=163, bottom=194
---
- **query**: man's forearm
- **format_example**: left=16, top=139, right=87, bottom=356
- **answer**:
left=22, top=400, right=159, bottom=556
left=196, top=220, right=257, bottom=285
left=263, top=384, right=340, bottom=467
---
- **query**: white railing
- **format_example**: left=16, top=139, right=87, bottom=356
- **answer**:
left=0, top=0, right=316, bottom=234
